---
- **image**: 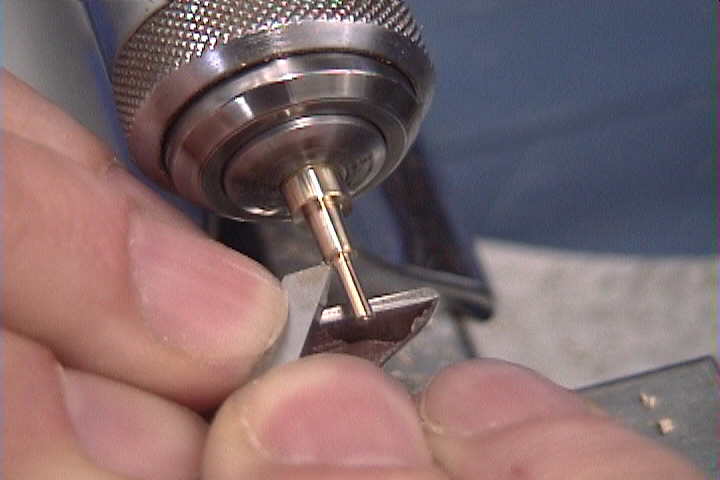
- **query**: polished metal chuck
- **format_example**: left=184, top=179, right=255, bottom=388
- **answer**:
left=103, top=0, right=435, bottom=321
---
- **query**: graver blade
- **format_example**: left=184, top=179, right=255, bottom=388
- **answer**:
left=267, top=264, right=332, bottom=369
left=302, top=287, right=439, bottom=365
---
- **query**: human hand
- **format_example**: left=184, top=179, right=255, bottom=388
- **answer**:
left=3, top=69, right=288, bottom=478
left=204, top=355, right=706, bottom=479
left=3, top=71, right=704, bottom=479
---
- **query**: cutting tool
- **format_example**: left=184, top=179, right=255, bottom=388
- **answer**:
left=266, top=265, right=439, bottom=369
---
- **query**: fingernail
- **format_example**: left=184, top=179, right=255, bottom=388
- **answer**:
left=418, top=359, right=591, bottom=438
left=129, top=215, right=287, bottom=362
left=59, top=367, right=207, bottom=480
left=234, top=355, right=431, bottom=466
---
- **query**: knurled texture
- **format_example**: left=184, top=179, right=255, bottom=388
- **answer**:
left=112, top=0, right=423, bottom=131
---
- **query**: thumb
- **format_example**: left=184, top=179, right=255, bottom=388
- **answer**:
left=416, top=360, right=705, bottom=480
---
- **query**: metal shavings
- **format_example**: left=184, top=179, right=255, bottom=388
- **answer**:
left=657, top=418, right=674, bottom=435
left=640, top=392, right=657, bottom=409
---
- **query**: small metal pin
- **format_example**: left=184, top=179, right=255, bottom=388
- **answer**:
left=282, top=165, right=373, bottom=321
left=331, top=251, right=372, bottom=321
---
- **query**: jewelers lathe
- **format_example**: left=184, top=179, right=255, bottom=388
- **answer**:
left=103, top=0, right=436, bottom=360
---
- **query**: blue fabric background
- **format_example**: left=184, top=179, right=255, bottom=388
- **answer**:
left=350, top=0, right=715, bottom=258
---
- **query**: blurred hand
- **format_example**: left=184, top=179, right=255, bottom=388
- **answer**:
left=3, top=71, right=704, bottom=480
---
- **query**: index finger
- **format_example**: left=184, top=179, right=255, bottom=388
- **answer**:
left=3, top=76, right=289, bottom=410
left=3, top=69, right=113, bottom=172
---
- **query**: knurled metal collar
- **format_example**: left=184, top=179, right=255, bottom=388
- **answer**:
left=110, top=0, right=434, bottom=219
left=112, top=0, right=426, bottom=131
